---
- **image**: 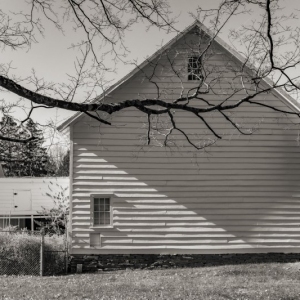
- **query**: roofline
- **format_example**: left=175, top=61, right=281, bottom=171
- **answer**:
left=57, top=21, right=201, bottom=131
left=0, top=177, right=69, bottom=181
left=196, top=23, right=300, bottom=113
left=57, top=20, right=300, bottom=131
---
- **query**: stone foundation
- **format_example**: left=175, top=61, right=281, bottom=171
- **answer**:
left=69, top=253, right=300, bottom=273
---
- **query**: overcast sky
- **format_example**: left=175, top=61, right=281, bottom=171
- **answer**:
left=0, top=0, right=237, bottom=127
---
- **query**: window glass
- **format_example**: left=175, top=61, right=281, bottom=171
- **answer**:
left=93, top=197, right=110, bottom=226
left=188, top=56, right=202, bottom=81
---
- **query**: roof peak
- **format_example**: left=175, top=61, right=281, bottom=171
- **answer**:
left=57, top=20, right=300, bottom=131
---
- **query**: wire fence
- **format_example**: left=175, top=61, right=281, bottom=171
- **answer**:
left=0, top=229, right=68, bottom=276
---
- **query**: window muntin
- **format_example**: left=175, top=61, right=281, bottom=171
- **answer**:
left=188, top=56, right=202, bottom=81
left=93, top=197, right=111, bottom=226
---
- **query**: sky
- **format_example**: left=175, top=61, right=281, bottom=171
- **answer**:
left=1, top=0, right=300, bottom=147
left=0, top=0, right=235, bottom=126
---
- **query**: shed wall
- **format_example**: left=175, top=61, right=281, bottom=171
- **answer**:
left=0, top=178, right=69, bottom=216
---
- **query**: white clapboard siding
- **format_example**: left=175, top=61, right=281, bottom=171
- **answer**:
left=0, top=178, right=69, bottom=216
left=68, top=25, right=300, bottom=255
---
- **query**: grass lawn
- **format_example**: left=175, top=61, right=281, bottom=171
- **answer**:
left=1, top=262, right=300, bottom=299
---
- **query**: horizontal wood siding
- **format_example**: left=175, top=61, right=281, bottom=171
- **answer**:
left=0, top=178, right=69, bottom=216
left=70, top=28, right=300, bottom=254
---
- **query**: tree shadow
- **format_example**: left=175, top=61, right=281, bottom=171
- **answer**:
left=73, top=126, right=300, bottom=254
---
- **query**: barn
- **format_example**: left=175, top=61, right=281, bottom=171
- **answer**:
left=58, top=21, right=300, bottom=260
left=0, top=177, right=69, bottom=230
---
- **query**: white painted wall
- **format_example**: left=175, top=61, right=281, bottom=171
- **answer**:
left=69, top=26, right=300, bottom=254
left=0, top=178, right=69, bottom=216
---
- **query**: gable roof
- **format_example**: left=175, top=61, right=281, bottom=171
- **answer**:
left=57, top=20, right=300, bottom=131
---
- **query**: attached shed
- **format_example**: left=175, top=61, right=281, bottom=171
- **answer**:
left=59, top=21, right=300, bottom=255
left=0, top=177, right=69, bottom=230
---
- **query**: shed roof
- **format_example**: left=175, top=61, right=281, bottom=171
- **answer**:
left=57, top=20, right=300, bottom=131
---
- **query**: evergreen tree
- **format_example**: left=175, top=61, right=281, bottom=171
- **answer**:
left=0, top=116, right=27, bottom=175
left=20, top=119, right=51, bottom=177
left=0, top=116, right=54, bottom=177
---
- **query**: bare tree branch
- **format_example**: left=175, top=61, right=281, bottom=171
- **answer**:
left=0, top=0, right=300, bottom=150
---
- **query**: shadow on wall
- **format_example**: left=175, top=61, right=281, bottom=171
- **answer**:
left=72, top=130, right=300, bottom=252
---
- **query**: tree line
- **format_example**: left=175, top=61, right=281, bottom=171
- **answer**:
left=0, top=116, right=69, bottom=177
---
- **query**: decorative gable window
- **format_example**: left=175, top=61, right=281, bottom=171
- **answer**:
left=188, top=56, right=202, bottom=81
left=92, top=196, right=112, bottom=226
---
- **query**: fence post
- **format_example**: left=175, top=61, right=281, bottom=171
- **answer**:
left=40, top=233, right=44, bottom=276
left=65, top=218, right=68, bottom=274
left=65, top=251, right=68, bottom=275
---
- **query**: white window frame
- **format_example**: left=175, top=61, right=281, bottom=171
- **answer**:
left=90, top=194, right=114, bottom=229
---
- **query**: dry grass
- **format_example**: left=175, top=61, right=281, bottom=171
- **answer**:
left=1, top=262, right=300, bottom=299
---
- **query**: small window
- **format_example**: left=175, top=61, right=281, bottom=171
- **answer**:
left=188, top=56, right=202, bottom=81
left=93, top=197, right=111, bottom=226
